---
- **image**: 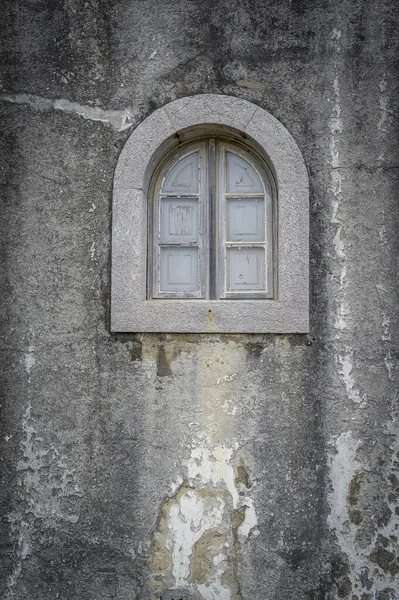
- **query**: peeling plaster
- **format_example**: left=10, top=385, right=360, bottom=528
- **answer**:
left=381, top=314, right=392, bottom=342
left=377, top=276, right=396, bottom=383
left=24, top=340, right=36, bottom=376
left=328, top=33, right=367, bottom=410
left=0, top=92, right=136, bottom=131
left=169, top=490, right=225, bottom=587
left=150, top=439, right=258, bottom=600
left=7, top=335, right=81, bottom=599
left=328, top=431, right=361, bottom=535
left=237, top=498, right=258, bottom=542
left=327, top=431, right=368, bottom=597
left=375, top=75, right=396, bottom=384
left=186, top=445, right=239, bottom=509
left=328, top=422, right=399, bottom=598
left=329, top=67, right=349, bottom=337
left=338, top=353, right=362, bottom=405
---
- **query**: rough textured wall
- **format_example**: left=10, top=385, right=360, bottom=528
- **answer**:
left=0, top=1, right=398, bottom=599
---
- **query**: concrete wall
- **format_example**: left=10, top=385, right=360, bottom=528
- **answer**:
left=0, top=1, right=398, bottom=599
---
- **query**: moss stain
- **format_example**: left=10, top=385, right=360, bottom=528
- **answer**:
left=337, top=577, right=352, bottom=597
left=348, top=473, right=363, bottom=506
left=349, top=509, right=363, bottom=525
left=235, top=458, right=250, bottom=489
left=157, top=344, right=173, bottom=377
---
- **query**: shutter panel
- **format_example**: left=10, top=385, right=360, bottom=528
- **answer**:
left=160, top=198, right=199, bottom=243
left=226, top=152, right=263, bottom=193
left=152, top=140, right=273, bottom=299
left=160, top=247, right=199, bottom=293
left=226, top=198, right=265, bottom=242
left=219, top=143, right=273, bottom=298
left=227, top=247, right=266, bottom=291
left=162, top=153, right=199, bottom=194
left=152, top=144, right=206, bottom=298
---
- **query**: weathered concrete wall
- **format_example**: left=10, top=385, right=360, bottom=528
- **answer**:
left=0, top=1, right=398, bottom=599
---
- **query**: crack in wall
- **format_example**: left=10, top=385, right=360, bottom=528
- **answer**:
left=0, top=92, right=136, bottom=132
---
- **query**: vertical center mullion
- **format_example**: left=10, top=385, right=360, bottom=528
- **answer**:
left=208, top=138, right=217, bottom=300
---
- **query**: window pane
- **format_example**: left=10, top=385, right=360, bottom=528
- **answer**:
left=227, top=197, right=265, bottom=242
left=160, top=247, right=199, bottom=293
left=160, top=198, right=199, bottom=243
left=226, top=247, right=266, bottom=291
left=162, top=152, right=199, bottom=194
left=226, top=152, right=263, bottom=193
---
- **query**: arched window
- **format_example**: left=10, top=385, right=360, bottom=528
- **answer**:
left=112, top=94, right=309, bottom=333
left=149, top=139, right=274, bottom=300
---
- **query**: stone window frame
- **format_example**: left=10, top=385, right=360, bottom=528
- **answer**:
left=112, top=94, right=309, bottom=333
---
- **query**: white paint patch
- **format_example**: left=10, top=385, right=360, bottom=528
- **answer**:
left=327, top=431, right=373, bottom=596
left=333, top=226, right=345, bottom=260
left=380, top=313, right=395, bottom=380
left=198, top=579, right=231, bottom=600
left=328, top=67, right=349, bottom=339
left=379, top=225, right=388, bottom=246
left=378, top=75, right=392, bottom=134
left=384, top=355, right=394, bottom=381
left=216, top=373, right=238, bottom=385
left=331, top=28, right=342, bottom=40
left=328, top=419, right=399, bottom=597
left=168, top=491, right=225, bottom=586
left=0, top=93, right=136, bottom=132
left=90, top=241, right=96, bottom=261
left=238, top=497, right=259, bottom=541
left=169, top=474, right=184, bottom=495
left=222, top=397, right=237, bottom=416
left=338, top=353, right=363, bottom=405
left=186, top=444, right=239, bottom=508
left=381, top=313, right=391, bottom=342
left=327, top=431, right=360, bottom=534
left=330, top=170, right=344, bottom=224
left=328, top=41, right=369, bottom=414
left=329, top=72, right=350, bottom=331
left=24, top=342, right=36, bottom=376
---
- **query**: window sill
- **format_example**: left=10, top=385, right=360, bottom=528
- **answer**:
left=111, top=298, right=309, bottom=334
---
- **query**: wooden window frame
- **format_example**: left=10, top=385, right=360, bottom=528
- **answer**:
left=217, top=140, right=275, bottom=300
left=150, top=142, right=208, bottom=299
left=149, top=138, right=276, bottom=301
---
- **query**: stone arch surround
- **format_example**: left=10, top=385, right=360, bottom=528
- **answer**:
left=112, top=94, right=309, bottom=333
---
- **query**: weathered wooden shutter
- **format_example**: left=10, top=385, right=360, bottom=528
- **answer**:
left=153, top=144, right=207, bottom=298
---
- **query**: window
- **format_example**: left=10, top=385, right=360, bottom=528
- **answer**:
left=111, top=94, right=309, bottom=333
left=150, top=140, right=274, bottom=300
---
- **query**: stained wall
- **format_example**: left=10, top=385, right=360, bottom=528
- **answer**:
left=0, top=1, right=398, bottom=599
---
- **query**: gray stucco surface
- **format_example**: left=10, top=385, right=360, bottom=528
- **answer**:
left=0, top=1, right=398, bottom=599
